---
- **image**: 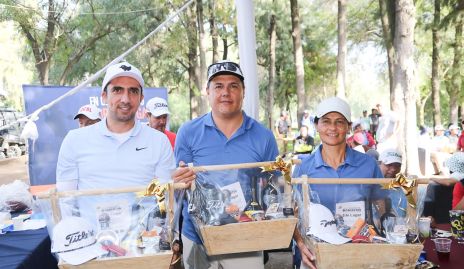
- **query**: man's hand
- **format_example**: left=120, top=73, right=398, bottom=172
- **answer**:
left=171, top=161, right=196, bottom=187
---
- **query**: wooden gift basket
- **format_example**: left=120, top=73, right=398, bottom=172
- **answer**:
left=183, top=160, right=300, bottom=256
left=292, top=177, right=427, bottom=269
left=36, top=184, right=180, bottom=269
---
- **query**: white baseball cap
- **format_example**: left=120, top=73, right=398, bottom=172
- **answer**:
left=102, top=62, right=144, bottom=92
left=449, top=124, right=460, bottom=131
left=306, top=203, right=351, bottom=245
left=146, top=97, right=170, bottom=117
left=434, top=124, right=445, bottom=131
left=73, top=104, right=101, bottom=120
left=315, top=97, right=351, bottom=122
left=379, top=149, right=402, bottom=165
left=51, top=217, right=107, bottom=265
left=445, top=152, right=464, bottom=181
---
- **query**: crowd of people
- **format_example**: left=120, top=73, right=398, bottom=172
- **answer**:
left=55, top=60, right=464, bottom=269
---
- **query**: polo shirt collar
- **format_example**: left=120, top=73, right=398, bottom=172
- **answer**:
left=98, top=118, right=142, bottom=137
left=203, top=111, right=254, bottom=131
left=314, top=145, right=358, bottom=168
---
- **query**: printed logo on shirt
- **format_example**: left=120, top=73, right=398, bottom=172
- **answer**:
left=136, top=147, right=147, bottom=151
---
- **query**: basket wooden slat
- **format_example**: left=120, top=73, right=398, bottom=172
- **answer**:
left=200, top=218, right=297, bottom=255
left=305, top=237, right=422, bottom=269
left=57, top=253, right=172, bottom=269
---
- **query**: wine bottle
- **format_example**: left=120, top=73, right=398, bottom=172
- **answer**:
left=380, top=198, right=396, bottom=236
left=244, top=176, right=264, bottom=221
left=262, top=177, right=279, bottom=211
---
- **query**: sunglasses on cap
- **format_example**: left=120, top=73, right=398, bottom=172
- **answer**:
left=207, top=61, right=244, bottom=81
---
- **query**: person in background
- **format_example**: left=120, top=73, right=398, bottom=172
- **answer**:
left=445, top=152, right=464, bottom=210
left=458, top=119, right=464, bottom=151
left=174, top=60, right=278, bottom=269
left=369, top=108, right=380, bottom=139
left=347, top=122, right=376, bottom=150
left=292, top=97, right=384, bottom=269
left=360, top=110, right=370, bottom=132
left=73, top=104, right=101, bottom=128
left=275, top=110, right=290, bottom=138
left=301, top=110, right=316, bottom=139
left=448, top=124, right=460, bottom=152
left=379, top=148, right=402, bottom=178
left=294, top=125, right=315, bottom=155
left=146, top=97, right=176, bottom=149
left=430, top=124, right=452, bottom=175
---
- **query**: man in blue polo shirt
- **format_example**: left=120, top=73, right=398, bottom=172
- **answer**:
left=174, top=60, right=279, bottom=269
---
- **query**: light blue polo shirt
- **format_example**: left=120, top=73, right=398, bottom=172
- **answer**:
left=175, top=111, right=279, bottom=244
left=56, top=119, right=175, bottom=189
left=293, top=145, right=386, bottom=212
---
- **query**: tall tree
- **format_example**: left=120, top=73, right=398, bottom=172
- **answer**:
left=290, top=0, right=306, bottom=126
left=448, top=13, right=463, bottom=124
left=393, top=0, right=418, bottom=175
left=379, top=0, right=396, bottom=109
left=431, top=0, right=442, bottom=127
left=207, top=0, right=219, bottom=63
left=196, top=0, right=208, bottom=114
left=336, top=0, right=347, bottom=99
left=267, top=2, right=277, bottom=129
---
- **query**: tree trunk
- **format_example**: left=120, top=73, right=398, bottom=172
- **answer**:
left=417, top=93, right=431, bottom=127
left=379, top=0, right=396, bottom=109
left=431, top=0, right=442, bottom=126
left=393, top=0, right=418, bottom=175
left=336, top=0, right=347, bottom=99
left=207, top=0, right=219, bottom=63
left=449, top=13, right=463, bottom=124
left=290, top=0, right=306, bottom=127
left=186, top=5, right=200, bottom=118
left=267, top=9, right=277, bottom=129
left=196, top=0, right=208, bottom=114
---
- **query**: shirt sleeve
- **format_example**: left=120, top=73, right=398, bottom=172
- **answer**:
left=56, top=131, right=79, bottom=190
left=155, top=135, right=176, bottom=184
left=452, top=182, right=464, bottom=209
left=174, top=124, right=194, bottom=166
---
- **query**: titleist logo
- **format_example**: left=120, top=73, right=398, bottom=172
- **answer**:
left=64, top=230, right=94, bottom=247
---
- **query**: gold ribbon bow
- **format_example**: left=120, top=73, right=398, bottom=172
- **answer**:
left=261, top=155, right=293, bottom=184
left=382, top=173, right=417, bottom=209
left=140, top=178, right=167, bottom=213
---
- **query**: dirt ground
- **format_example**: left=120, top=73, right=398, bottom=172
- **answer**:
left=0, top=155, right=29, bottom=185
left=0, top=155, right=293, bottom=268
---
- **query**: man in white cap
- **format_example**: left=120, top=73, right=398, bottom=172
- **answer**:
left=74, top=104, right=101, bottom=128
left=56, top=61, right=194, bottom=191
left=448, top=124, right=460, bottom=150
left=379, top=148, right=402, bottom=178
left=145, top=97, right=176, bottom=148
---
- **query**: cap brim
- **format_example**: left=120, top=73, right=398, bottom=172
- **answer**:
left=208, top=71, right=244, bottom=82
left=58, top=243, right=107, bottom=265
left=73, top=113, right=99, bottom=120
left=316, top=232, right=351, bottom=245
left=150, top=109, right=170, bottom=117
left=450, top=172, right=464, bottom=181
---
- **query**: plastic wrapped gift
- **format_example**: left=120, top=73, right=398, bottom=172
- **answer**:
left=179, top=158, right=299, bottom=256
left=292, top=175, right=428, bottom=269
left=35, top=181, right=177, bottom=269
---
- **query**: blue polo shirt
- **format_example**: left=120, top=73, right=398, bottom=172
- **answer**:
left=175, top=112, right=279, bottom=243
left=293, top=145, right=385, bottom=212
